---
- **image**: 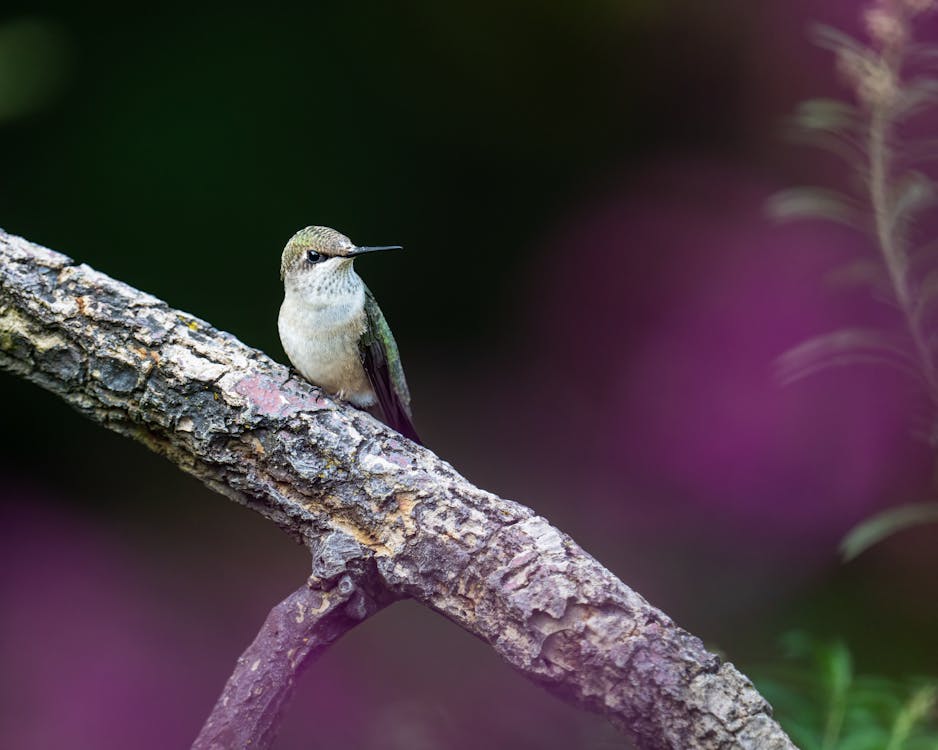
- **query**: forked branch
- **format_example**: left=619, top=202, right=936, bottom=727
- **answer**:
left=193, top=572, right=387, bottom=749
left=0, top=230, right=796, bottom=750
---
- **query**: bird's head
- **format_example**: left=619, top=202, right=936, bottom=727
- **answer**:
left=280, top=226, right=402, bottom=287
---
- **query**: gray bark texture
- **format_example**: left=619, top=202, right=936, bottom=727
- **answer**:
left=0, top=228, right=798, bottom=750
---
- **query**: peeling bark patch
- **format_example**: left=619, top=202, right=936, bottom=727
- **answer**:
left=283, top=443, right=333, bottom=481
left=162, top=344, right=227, bottom=383
left=90, top=353, right=142, bottom=392
left=0, top=306, right=64, bottom=357
left=133, top=311, right=175, bottom=345
left=234, top=374, right=329, bottom=417
left=359, top=452, right=408, bottom=474
left=385, top=449, right=414, bottom=470
left=35, top=343, right=83, bottom=382
left=310, top=530, right=366, bottom=582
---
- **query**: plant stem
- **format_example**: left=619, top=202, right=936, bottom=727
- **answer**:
left=867, top=58, right=938, bottom=407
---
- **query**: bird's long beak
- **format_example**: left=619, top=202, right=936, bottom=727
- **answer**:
left=347, top=244, right=403, bottom=257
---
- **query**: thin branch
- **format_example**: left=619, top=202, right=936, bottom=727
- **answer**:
left=193, top=573, right=387, bottom=750
left=0, top=229, right=797, bottom=750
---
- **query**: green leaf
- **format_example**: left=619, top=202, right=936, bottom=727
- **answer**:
left=767, top=187, right=865, bottom=228
left=776, top=328, right=917, bottom=385
left=755, top=634, right=938, bottom=749
left=821, top=640, right=852, bottom=750
left=886, top=685, right=937, bottom=750
left=820, top=640, right=852, bottom=699
left=811, top=24, right=870, bottom=59
left=852, top=676, right=906, bottom=718
left=794, top=98, right=861, bottom=133
left=889, top=171, right=936, bottom=230
left=840, top=503, right=938, bottom=560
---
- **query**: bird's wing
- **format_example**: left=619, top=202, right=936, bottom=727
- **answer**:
left=359, top=285, right=421, bottom=444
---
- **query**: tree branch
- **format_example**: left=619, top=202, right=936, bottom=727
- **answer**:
left=0, top=229, right=797, bottom=750
left=193, top=571, right=387, bottom=749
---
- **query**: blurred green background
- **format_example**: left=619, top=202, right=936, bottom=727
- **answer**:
left=2, top=1, right=938, bottom=748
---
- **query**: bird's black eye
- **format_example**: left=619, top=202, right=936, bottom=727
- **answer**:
left=306, top=250, right=323, bottom=264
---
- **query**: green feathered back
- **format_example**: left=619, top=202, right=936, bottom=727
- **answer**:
left=359, top=285, right=418, bottom=442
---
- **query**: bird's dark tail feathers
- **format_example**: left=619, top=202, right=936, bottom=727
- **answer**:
left=367, top=403, right=422, bottom=445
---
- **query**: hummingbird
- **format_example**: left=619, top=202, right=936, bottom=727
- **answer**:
left=278, top=225, right=420, bottom=443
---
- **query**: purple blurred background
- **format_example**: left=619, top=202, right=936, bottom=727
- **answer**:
left=2, top=1, right=938, bottom=747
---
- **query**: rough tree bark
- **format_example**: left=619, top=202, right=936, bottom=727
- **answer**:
left=193, top=576, right=387, bottom=749
left=0, top=228, right=798, bottom=750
